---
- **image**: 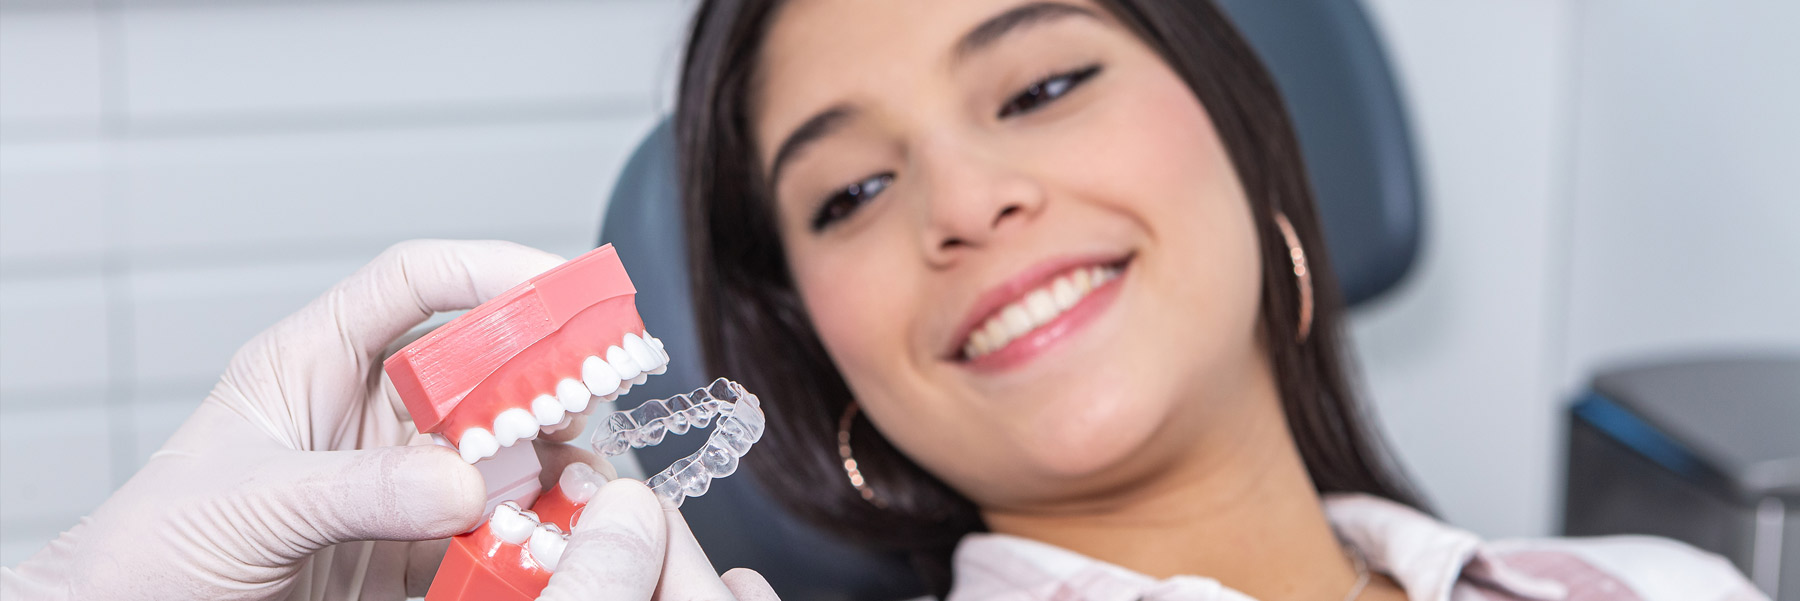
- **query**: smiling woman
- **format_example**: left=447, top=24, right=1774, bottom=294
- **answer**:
left=672, top=1, right=1758, bottom=601
left=679, top=0, right=1416, bottom=594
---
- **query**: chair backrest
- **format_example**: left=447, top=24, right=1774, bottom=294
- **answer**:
left=598, top=1, right=1421, bottom=598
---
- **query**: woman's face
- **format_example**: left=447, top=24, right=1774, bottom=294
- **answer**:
left=754, top=0, right=1270, bottom=510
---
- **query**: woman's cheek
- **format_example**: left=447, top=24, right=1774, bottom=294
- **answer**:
left=794, top=245, right=913, bottom=394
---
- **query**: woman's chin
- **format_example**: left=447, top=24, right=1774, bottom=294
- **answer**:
left=1003, top=402, right=1173, bottom=491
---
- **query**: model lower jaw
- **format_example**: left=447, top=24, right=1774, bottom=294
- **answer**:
left=451, top=330, right=671, bottom=463
left=468, top=379, right=765, bottom=576
left=482, top=461, right=611, bottom=574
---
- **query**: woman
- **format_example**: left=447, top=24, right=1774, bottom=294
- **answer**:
left=674, top=0, right=1761, bottom=599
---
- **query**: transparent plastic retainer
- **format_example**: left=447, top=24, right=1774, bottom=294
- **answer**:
left=590, top=377, right=765, bottom=508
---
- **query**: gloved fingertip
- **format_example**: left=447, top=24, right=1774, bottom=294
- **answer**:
left=574, top=479, right=661, bottom=535
left=723, top=568, right=782, bottom=601
left=458, top=240, right=566, bottom=296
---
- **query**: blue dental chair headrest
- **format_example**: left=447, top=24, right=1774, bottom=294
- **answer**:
left=598, top=1, right=1421, bottom=598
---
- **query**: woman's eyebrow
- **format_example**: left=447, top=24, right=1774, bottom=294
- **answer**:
left=955, top=2, right=1099, bottom=63
left=769, top=104, right=856, bottom=187
left=767, top=3, right=1096, bottom=186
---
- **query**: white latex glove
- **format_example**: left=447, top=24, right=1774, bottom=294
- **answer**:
left=1, top=239, right=597, bottom=601
left=539, top=479, right=780, bottom=601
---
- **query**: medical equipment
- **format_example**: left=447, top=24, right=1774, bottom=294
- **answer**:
left=1565, top=356, right=1800, bottom=601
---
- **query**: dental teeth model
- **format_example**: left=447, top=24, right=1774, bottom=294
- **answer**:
left=381, top=245, right=763, bottom=601
left=429, top=462, right=608, bottom=601
left=384, top=245, right=671, bottom=511
left=427, top=383, right=762, bottom=601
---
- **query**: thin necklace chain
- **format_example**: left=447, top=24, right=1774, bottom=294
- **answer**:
left=1342, top=543, right=1371, bottom=601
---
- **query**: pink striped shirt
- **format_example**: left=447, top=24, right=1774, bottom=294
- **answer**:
left=947, top=494, right=1766, bottom=601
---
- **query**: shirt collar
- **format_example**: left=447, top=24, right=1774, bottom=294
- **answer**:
left=948, top=493, right=1569, bottom=601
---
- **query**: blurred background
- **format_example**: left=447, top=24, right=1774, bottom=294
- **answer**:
left=0, top=0, right=1795, bottom=591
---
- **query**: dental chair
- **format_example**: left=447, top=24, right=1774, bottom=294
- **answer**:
left=595, top=1, right=1422, bottom=598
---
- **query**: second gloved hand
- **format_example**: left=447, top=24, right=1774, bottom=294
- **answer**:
left=539, top=479, right=781, bottom=601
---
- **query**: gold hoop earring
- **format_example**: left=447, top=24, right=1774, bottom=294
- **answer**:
left=1274, top=212, right=1314, bottom=343
left=838, top=403, right=889, bottom=509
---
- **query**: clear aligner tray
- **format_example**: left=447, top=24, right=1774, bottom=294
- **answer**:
left=591, top=377, right=765, bottom=508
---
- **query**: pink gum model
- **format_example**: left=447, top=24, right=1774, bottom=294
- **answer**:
left=426, top=470, right=597, bottom=601
left=384, top=244, right=671, bottom=464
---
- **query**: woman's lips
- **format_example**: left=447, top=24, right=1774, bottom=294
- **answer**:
left=949, top=254, right=1132, bottom=371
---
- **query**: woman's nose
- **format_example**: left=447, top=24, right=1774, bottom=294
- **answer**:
left=917, top=145, right=1047, bottom=262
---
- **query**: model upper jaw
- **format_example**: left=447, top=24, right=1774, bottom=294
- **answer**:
left=450, top=330, right=672, bottom=464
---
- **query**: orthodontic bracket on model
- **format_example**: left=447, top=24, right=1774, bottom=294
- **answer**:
left=381, top=244, right=763, bottom=601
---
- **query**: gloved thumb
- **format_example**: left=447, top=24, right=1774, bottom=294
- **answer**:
left=255, top=443, right=486, bottom=549
left=538, top=480, right=667, bottom=601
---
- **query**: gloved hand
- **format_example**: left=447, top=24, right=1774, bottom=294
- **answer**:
left=539, top=479, right=781, bottom=601
left=1, top=239, right=597, bottom=601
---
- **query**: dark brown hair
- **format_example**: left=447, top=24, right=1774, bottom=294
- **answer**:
left=677, top=0, right=1426, bottom=595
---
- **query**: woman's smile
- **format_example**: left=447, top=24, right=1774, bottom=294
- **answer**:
left=951, top=252, right=1134, bottom=371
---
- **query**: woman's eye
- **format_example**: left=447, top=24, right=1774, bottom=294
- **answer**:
left=810, top=172, right=894, bottom=232
left=997, top=64, right=1103, bottom=119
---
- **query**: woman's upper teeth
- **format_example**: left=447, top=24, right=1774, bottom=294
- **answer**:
left=964, top=264, right=1120, bottom=360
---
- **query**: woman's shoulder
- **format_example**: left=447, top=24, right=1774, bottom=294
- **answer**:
left=1323, top=494, right=1764, bottom=601
left=1466, top=534, right=1765, bottom=601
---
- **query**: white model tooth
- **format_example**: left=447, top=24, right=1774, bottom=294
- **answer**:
left=489, top=501, right=537, bottom=545
left=582, top=355, right=622, bottom=398
left=1025, top=289, right=1058, bottom=325
left=630, top=372, right=647, bottom=386
left=529, top=524, right=568, bottom=572
left=458, top=427, right=499, bottom=464
left=543, top=413, right=574, bottom=434
left=556, top=378, right=591, bottom=414
left=493, top=408, right=540, bottom=447
left=558, top=462, right=608, bottom=504
left=531, top=394, right=565, bottom=426
left=430, top=433, right=456, bottom=449
left=606, top=345, right=641, bottom=380
left=1051, top=276, right=1080, bottom=310
left=622, top=333, right=660, bottom=374
left=644, top=333, right=670, bottom=373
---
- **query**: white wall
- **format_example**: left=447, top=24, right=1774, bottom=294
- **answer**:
left=1355, top=0, right=1800, bottom=540
left=0, top=0, right=693, bottom=566
left=2, top=0, right=1796, bottom=569
left=1351, top=0, right=1574, bottom=539
left=1560, top=0, right=1800, bottom=383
